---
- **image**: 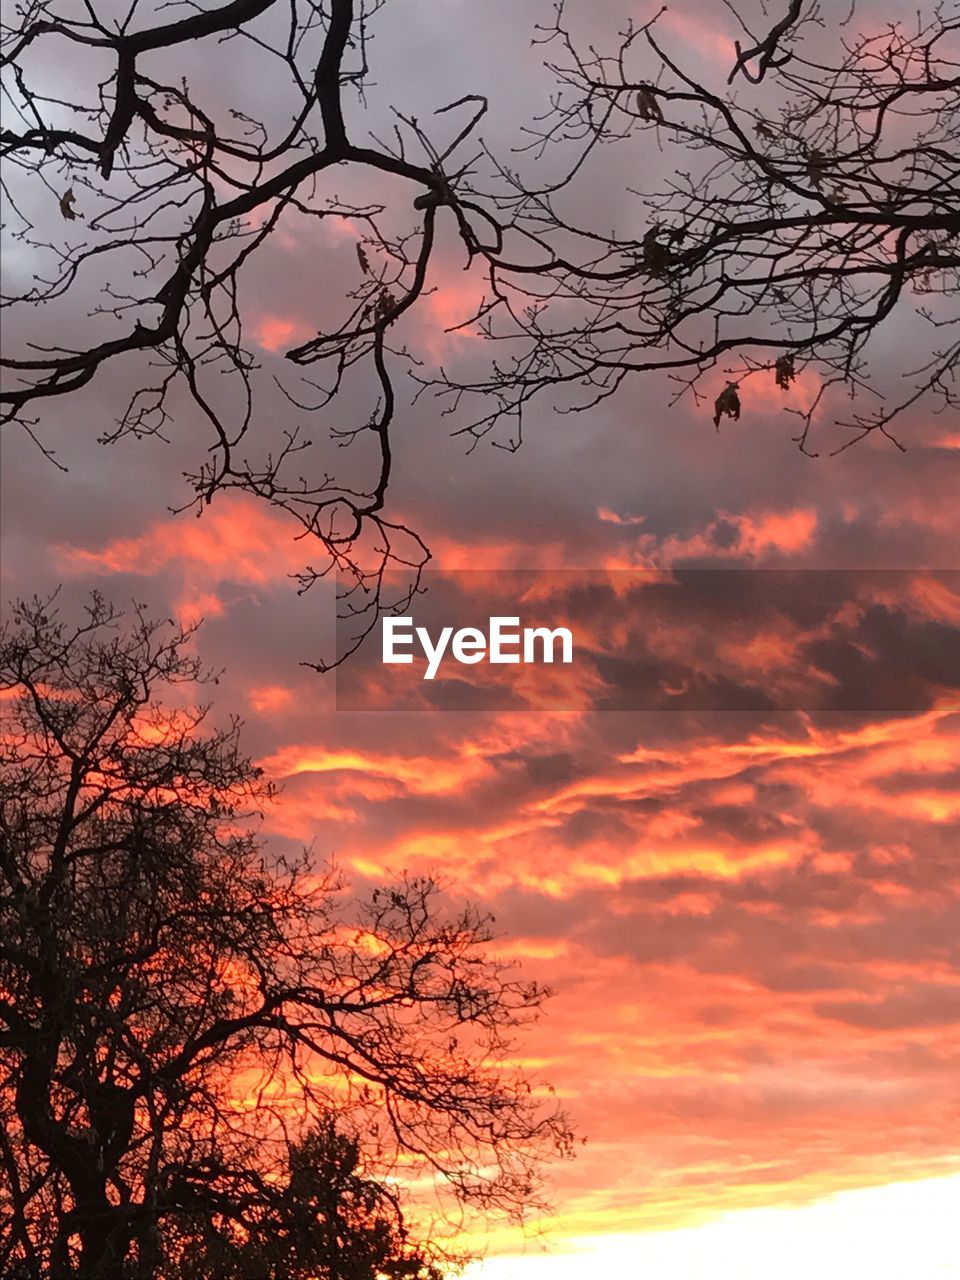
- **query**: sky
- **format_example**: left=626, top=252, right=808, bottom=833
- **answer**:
left=2, top=0, right=959, bottom=1275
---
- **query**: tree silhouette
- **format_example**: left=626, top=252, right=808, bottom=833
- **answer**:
left=1, top=1, right=956, bottom=650
left=161, top=1122, right=445, bottom=1280
left=0, top=595, right=572, bottom=1278
left=442, top=0, right=958, bottom=457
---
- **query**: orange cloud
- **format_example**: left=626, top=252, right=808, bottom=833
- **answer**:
left=238, top=679, right=960, bottom=1249
left=597, top=507, right=819, bottom=567
left=52, top=496, right=313, bottom=632
left=56, top=496, right=299, bottom=582
left=253, top=313, right=312, bottom=353
left=249, top=684, right=296, bottom=714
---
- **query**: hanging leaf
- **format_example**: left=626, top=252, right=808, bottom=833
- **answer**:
left=356, top=242, right=370, bottom=274
left=806, top=148, right=828, bottom=189
left=375, top=289, right=398, bottom=321
left=642, top=225, right=671, bottom=276
left=713, top=382, right=741, bottom=429
left=636, top=86, right=663, bottom=122
left=774, top=354, right=796, bottom=390
left=755, top=119, right=776, bottom=140
left=59, top=188, right=78, bottom=220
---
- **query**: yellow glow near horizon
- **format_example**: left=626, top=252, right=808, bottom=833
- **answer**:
left=467, top=1173, right=960, bottom=1279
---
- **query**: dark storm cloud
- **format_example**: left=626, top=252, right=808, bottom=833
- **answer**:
left=335, top=569, right=960, bottom=710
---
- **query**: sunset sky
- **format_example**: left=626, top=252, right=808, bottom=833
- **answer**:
left=2, top=0, right=959, bottom=1275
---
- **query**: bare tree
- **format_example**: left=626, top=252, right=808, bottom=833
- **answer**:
left=1, top=2, right=957, bottom=651
left=0, top=595, right=572, bottom=1278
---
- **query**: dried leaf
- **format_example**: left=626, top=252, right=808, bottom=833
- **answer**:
left=59, top=188, right=78, bottom=220
left=774, top=354, right=796, bottom=390
left=642, top=225, right=671, bottom=276
left=806, top=148, right=828, bottom=189
left=713, top=382, right=741, bottom=429
left=755, top=119, right=776, bottom=140
left=356, top=242, right=370, bottom=274
left=375, top=290, right=397, bottom=321
left=636, top=86, right=663, bottom=122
